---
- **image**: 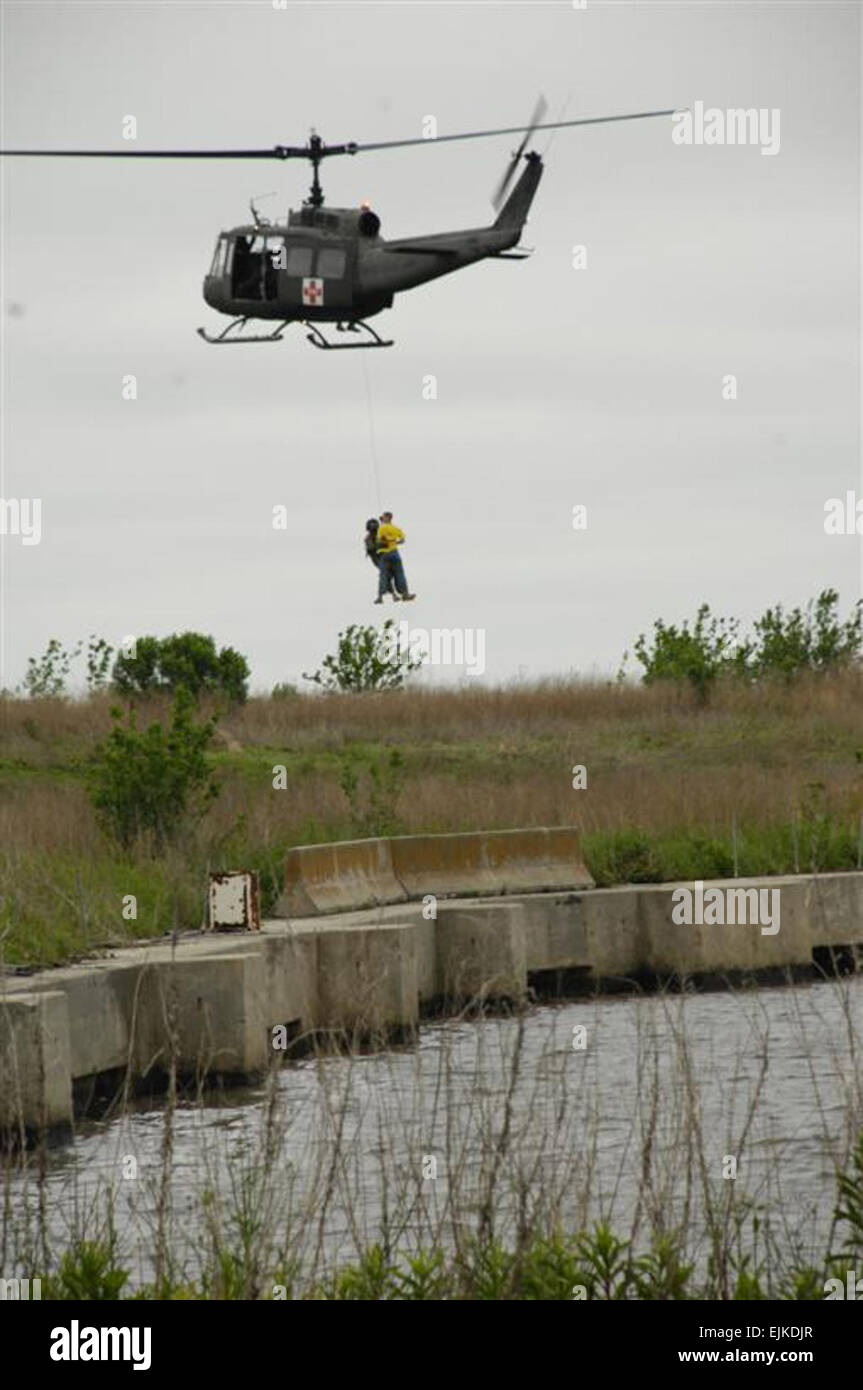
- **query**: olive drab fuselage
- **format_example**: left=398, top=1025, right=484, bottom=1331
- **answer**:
left=202, top=154, right=544, bottom=327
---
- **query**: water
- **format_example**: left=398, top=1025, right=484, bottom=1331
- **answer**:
left=5, top=975, right=862, bottom=1291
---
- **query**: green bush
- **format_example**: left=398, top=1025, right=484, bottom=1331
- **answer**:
left=632, top=604, right=740, bottom=704
left=303, top=620, right=422, bottom=693
left=338, top=747, right=405, bottom=838
left=42, top=1241, right=128, bottom=1301
left=85, top=636, right=115, bottom=692
left=746, top=589, right=863, bottom=682
left=112, top=632, right=249, bottom=704
left=630, top=590, right=863, bottom=701
left=88, top=689, right=220, bottom=854
left=585, top=828, right=665, bottom=884
left=22, top=638, right=82, bottom=698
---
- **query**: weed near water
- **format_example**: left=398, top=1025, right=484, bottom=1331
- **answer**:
left=3, top=984, right=862, bottom=1302
left=16, top=1141, right=863, bottom=1301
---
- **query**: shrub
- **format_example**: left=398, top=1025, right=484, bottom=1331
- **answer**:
left=632, top=605, right=741, bottom=704
left=303, top=620, right=422, bottom=693
left=88, top=689, right=220, bottom=854
left=630, top=590, right=863, bottom=700
left=86, top=635, right=115, bottom=692
left=22, top=638, right=82, bottom=698
left=112, top=632, right=250, bottom=704
left=42, top=1241, right=128, bottom=1301
left=338, top=747, right=405, bottom=838
left=746, top=588, right=863, bottom=682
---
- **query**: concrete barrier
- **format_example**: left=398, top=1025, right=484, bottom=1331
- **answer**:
left=279, top=838, right=407, bottom=917
left=132, top=952, right=270, bottom=1083
left=391, top=827, right=594, bottom=903
left=315, top=922, right=418, bottom=1039
left=5, top=866, right=863, bottom=1146
left=807, top=872, right=863, bottom=946
left=280, top=828, right=593, bottom=917
left=579, top=887, right=642, bottom=979
left=637, top=877, right=814, bottom=978
left=0, top=991, right=72, bottom=1142
left=435, top=903, right=528, bottom=1004
left=258, top=927, right=320, bottom=1038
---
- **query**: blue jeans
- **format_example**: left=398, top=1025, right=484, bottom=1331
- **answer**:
left=378, top=551, right=408, bottom=597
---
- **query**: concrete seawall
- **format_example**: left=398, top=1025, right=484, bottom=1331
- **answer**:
left=3, top=852, right=862, bottom=1145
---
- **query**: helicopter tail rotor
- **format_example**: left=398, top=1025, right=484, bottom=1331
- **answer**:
left=491, top=94, right=548, bottom=212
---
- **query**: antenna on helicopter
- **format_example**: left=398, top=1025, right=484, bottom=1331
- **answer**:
left=249, top=193, right=277, bottom=228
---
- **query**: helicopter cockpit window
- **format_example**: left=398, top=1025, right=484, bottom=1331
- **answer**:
left=210, top=238, right=229, bottom=278
left=286, top=246, right=314, bottom=277
left=317, top=248, right=346, bottom=279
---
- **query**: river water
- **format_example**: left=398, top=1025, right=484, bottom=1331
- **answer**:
left=4, top=974, right=862, bottom=1292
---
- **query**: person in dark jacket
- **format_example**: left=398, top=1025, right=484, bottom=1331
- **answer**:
left=364, top=518, right=399, bottom=602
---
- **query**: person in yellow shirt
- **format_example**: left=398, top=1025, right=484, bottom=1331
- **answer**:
left=374, top=510, right=416, bottom=603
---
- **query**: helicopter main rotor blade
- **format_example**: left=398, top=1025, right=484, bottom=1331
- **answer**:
left=351, top=108, right=679, bottom=155
left=492, top=94, right=548, bottom=212
left=0, top=147, right=318, bottom=159
left=0, top=111, right=679, bottom=162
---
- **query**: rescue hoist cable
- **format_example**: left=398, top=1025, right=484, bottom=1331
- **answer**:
left=361, top=351, right=383, bottom=512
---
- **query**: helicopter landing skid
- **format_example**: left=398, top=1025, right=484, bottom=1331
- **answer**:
left=197, top=317, right=291, bottom=345
left=305, top=320, right=394, bottom=350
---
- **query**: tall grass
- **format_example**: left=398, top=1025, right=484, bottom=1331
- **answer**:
left=1, top=671, right=862, bottom=964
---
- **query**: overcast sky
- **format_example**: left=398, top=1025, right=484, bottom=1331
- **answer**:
left=1, top=0, right=860, bottom=691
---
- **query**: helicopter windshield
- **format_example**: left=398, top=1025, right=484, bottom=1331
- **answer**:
left=209, top=237, right=230, bottom=278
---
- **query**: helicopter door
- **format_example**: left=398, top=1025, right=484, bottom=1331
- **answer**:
left=231, top=234, right=282, bottom=302
left=282, top=241, right=354, bottom=313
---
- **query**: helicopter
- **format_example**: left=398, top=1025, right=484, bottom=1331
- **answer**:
left=1, top=102, right=676, bottom=350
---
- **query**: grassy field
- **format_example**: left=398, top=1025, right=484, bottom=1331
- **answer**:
left=1, top=671, right=862, bottom=966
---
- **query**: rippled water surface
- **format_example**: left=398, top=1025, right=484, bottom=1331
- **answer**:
left=5, top=975, right=862, bottom=1288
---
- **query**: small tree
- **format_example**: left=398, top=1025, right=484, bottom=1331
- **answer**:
left=746, top=589, right=863, bottom=682
left=112, top=636, right=161, bottom=696
left=22, top=638, right=82, bottom=698
left=86, top=635, right=115, bottom=692
left=112, top=632, right=250, bottom=704
left=303, top=620, right=423, bottom=693
left=630, top=590, right=863, bottom=700
left=88, top=688, right=220, bottom=854
left=632, top=604, right=741, bottom=704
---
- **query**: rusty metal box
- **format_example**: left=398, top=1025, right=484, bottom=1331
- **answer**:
left=208, top=870, right=261, bottom=931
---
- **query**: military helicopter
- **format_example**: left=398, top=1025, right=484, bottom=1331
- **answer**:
left=1, top=102, right=676, bottom=349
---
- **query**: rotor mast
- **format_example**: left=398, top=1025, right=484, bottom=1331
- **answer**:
left=306, top=132, right=324, bottom=207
